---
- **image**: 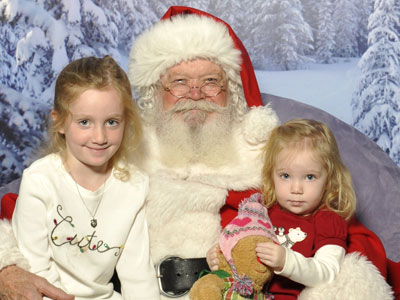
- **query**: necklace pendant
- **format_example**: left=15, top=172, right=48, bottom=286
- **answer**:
left=91, top=219, right=97, bottom=228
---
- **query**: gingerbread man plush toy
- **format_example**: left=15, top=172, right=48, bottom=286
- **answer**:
left=189, top=193, right=278, bottom=300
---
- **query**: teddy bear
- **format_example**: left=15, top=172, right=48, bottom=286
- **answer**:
left=189, top=193, right=278, bottom=300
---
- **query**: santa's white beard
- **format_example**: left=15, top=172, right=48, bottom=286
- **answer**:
left=153, top=99, right=238, bottom=168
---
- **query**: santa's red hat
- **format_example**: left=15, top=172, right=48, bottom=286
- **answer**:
left=128, top=6, right=263, bottom=108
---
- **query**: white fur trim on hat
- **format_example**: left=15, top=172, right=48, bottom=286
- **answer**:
left=128, top=14, right=242, bottom=90
left=241, top=105, right=280, bottom=145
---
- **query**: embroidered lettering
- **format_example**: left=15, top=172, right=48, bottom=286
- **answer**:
left=51, top=205, right=123, bottom=256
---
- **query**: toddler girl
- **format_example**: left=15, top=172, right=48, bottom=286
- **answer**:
left=256, top=118, right=356, bottom=299
left=207, top=118, right=356, bottom=299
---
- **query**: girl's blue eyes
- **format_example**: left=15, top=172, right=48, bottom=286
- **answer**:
left=107, top=120, right=118, bottom=126
left=78, top=120, right=119, bottom=126
left=279, top=173, right=316, bottom=180
left=79, top=120, right=89, bottom=126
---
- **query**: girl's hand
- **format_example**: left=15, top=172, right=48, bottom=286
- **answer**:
left=255, top=241, right=286, bottom=272
left=206, top=243, right=220, bottom=271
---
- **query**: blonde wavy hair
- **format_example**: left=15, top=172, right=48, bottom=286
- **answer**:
left=47, top=55, right=142, bottom=181
left=261, top=119, right=356, bottom=220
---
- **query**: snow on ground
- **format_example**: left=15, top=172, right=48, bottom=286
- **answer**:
left=255, top=58, right=361, bottom=125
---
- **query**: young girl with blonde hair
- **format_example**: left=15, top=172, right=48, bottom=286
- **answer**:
left=256, top=118, right=356, bottom=299
left=12, top=56, right=159, bottom=299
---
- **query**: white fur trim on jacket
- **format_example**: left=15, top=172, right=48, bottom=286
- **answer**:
left=298, top=252, right=394, bottom=300
left=128, top=14, right=242, bottom=89
left=0, top=219, right=30, bottom=271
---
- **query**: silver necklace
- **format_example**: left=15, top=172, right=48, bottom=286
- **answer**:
left=73, top=180, right=105, bottom=228
left=68, top=168, right=106, bottom=228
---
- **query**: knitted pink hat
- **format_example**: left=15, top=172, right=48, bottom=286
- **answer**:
left=220, top=193, right=278, bottom=264
left=219, top=193, right=277, bottom=296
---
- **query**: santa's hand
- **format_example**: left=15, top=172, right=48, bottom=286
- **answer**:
left=206, top=243, right=220, bottom=271
left=0, top=265, right=74, bottom=300
left=255, top=241, right=286, bottom=272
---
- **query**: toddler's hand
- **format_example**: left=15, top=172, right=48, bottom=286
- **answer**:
left=206, top=243, right=220, bottom=271
left=255, top=241, right=286, bottom=272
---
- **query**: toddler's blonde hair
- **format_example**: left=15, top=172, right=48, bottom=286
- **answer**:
left=261, top=119, right=356, bottom=220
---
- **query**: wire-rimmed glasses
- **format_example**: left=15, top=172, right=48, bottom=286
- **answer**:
left=163, top=81, right=224, bottom=99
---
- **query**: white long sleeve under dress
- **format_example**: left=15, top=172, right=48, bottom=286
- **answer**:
left=12, top=153, right=160, bottom=300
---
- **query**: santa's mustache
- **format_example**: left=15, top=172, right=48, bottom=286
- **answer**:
left=168, top=99, right=227, bottom=114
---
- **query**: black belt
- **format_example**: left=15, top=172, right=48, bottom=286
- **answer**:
left=155, top=256, right=210, bottom=297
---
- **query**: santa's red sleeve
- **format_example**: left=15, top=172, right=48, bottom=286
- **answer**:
left=0, top=193, right=17, bottom=220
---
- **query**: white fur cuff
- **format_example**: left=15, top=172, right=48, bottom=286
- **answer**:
left=0, top=219, right=30, bottom=271
left=298, top=252, right=394, bottom=300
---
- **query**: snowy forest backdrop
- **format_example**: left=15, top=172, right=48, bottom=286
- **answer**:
left=0, top=0, right=399, bottom=186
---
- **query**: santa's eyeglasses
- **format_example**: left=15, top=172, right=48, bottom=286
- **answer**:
left=162, top=80, right=224, bottom=99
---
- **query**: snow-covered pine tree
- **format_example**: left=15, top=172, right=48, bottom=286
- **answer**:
left=301, top=0, right=319, bottom=46
left=0, top=0, right=56, bottom=185
left=264, top=0, right=314, bottom=70
left=352, top=0, right=400, bottom=165
left=208, top=0, right=242, bottom=31
left=238, top=0, right=271, bottom=69
left=354, top=0, right=374, bottom=55
left=147, top=0, right=209, bottom=19
left=146, top=0, right=172, bottom=18
left=0, top=86, right=48, bottom=185
left=333, top=0, right=359, bottom=58
left=315, top=0, right=336, bottom=63
left=183, top=0, right=210, bottom=12
left=0, top=13, right=26, bottom=92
